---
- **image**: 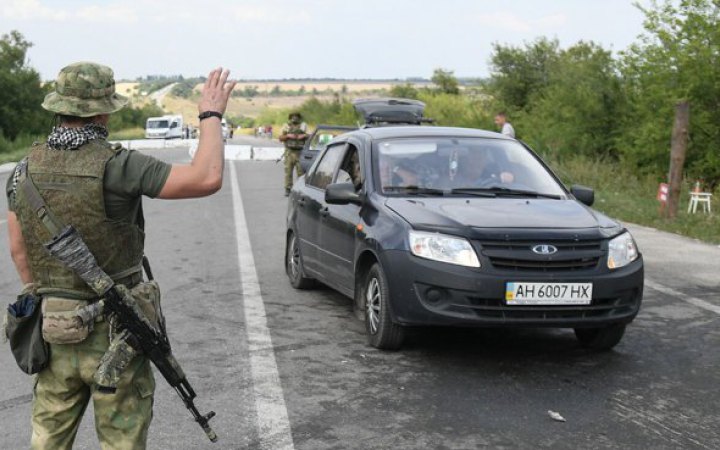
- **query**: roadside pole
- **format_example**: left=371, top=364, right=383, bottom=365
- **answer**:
left=665, top=100, right=689, bottom=219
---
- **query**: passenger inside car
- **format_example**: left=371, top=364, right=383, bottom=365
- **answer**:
left=378, top=156, right=420, bottom=191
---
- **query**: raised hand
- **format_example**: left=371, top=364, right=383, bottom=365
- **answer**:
left=198, top=67, right=236, bottom=115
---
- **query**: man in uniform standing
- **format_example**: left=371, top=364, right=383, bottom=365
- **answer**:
left=5, top=62, right=235, bottom=449
left=279, top=112, right=309, bottom=196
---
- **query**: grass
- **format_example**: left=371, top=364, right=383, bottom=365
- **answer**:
left=547, top=155, right=720, bottom=244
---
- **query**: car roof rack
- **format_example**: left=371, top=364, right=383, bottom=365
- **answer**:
left=353, top=98, right=433, bottom=128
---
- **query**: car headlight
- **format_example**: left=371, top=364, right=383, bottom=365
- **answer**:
left=409, top=231, right=480, bottom=268
left=607, top=232, right=639, bottom=269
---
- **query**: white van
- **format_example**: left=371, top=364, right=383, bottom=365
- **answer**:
left=145, top=115, right=183, bottom=139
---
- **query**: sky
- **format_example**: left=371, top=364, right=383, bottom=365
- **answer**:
left=0, top=0, right=651, bottom=81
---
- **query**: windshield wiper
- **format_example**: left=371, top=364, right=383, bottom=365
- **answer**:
left=447, top=188, right=496, bottom=198
left=383, top=186, right=446, bottom=196
left=451, top=187, right=562, bottom=200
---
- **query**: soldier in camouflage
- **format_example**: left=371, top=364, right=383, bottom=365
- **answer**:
left=5, top=62, right=235, bottom=449
left=279, top=112, right=310, bottom=196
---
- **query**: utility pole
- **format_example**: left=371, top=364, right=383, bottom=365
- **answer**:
left=665, top=101, right=689, bottom=219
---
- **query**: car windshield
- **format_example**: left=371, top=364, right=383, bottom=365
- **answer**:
left=147, top=120, right=169, bottom=129
left=374, top=137, right=566, bottom=197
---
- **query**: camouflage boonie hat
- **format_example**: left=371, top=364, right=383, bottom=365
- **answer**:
left=42, top=62, right=128, bottom=117
left=288, top=112, right=302, bottom=120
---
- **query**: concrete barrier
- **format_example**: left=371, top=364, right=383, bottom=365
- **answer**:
left=225, top=145, right=253, bottom=160
left=252, top=147, right=285, bottom=161
left=111, top=139, right=195, bottom=150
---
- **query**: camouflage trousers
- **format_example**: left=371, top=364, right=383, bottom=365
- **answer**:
left=284, top=149, right=304, bottom=190
left=31, top=320, right=155, bottom=450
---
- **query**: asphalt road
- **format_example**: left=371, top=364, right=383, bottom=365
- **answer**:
left=0, top=145, right=718, bottom=449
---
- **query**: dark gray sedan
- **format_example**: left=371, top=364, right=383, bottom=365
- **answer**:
left=285, top=126, right=644, bottom=350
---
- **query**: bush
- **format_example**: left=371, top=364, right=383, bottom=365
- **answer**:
left=0, top=133, right=42, bottom=164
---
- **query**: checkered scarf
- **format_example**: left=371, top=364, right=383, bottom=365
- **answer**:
left=46, top=123, right=109, bottom=151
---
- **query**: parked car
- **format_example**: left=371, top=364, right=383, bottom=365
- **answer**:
left=285, top=126, right=644, bottom=351
left=299, top=125, right=357, bottom=172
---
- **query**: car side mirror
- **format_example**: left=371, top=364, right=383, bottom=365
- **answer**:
left=571, top=185, right=594, bottom=207
left=325, top=182, right=362, bottom=205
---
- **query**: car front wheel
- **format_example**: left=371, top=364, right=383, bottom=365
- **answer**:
left=286, top=232, right=314, bottom=289
left=364, top=263, right=404, bottom=350
left=574, top=324, right=626, bottom=351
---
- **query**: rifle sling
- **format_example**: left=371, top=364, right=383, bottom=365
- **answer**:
left=18, top=159, right=64, bottom=238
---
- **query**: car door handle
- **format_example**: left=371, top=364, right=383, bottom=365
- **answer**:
left=297, top=197, right=306, bottom=206
left=319, top=207, right=330, bottom=217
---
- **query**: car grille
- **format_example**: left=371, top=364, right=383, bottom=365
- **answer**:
left=461, top=290, right=639, bottom=321
left=478, top=240, right=603, bottom=272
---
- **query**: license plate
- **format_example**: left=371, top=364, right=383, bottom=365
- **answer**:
left=505, top=282, right=592, bottom=305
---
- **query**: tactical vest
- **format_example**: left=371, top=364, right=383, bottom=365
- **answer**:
left=284, top=123, right=307, bottom=150
left=14, top=140, right=145, bottom=299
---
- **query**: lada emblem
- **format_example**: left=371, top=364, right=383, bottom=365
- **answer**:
left=532, top=244, right=558, bottom=255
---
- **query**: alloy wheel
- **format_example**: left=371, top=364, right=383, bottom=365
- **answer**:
left=288, top=235, right=300, bottom=280
left=366, top=277, right=381, bottom=334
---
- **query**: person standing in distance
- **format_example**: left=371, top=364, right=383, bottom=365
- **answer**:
left=279, top=112, right=309, bottom=196
left=5, top=62, right=235, bottom=450
left=494, top=112, right=515, bottom=138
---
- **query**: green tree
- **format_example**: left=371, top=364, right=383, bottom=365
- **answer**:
left=431, top=68, right=460, bottom=95
left=618, top=0, right=720, bottom=185
left=0, top=30, right=51, bottom=141
left=170, top=78, right=202, bottom=98
left=522, top=41, right=624, bottom=158
left=488, top=37, right=559, bottom=110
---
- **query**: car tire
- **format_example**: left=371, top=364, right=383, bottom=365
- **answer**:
left=574, top=324, right=626, bottom=351
left=286, top=232, right=315, bottom=289
left=364, top=263, right=404, bottom=350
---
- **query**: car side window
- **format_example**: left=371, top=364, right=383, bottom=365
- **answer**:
left=308, top=143, right=346, bottom=190
left=336, top=144, right=363, bottom=191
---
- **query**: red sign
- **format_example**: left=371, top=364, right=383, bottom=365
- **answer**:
left=657, top=183, right=669, bottom=203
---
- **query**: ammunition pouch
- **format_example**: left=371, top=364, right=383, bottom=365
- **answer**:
left=41, top=297, right=97, bottom=345
left=130, top=280, right=163, bottom=329
left=94, top=280, right=164, bottom=391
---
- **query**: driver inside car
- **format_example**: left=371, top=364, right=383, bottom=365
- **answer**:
left=337, top=148, right=363, bottom=191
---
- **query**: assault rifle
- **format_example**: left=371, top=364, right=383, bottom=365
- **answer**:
left=45, top=225, right=218, bottom=443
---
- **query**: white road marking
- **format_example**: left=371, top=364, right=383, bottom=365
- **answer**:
left=646, top=279, right=720, bottom=316
left=229, top=162, right=295, bottom=450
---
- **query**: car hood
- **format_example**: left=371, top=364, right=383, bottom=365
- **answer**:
left=385, top=197, right=619, bottom=232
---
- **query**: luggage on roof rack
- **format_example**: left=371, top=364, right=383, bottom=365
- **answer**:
left=352, top=98, right=433, bottom=127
